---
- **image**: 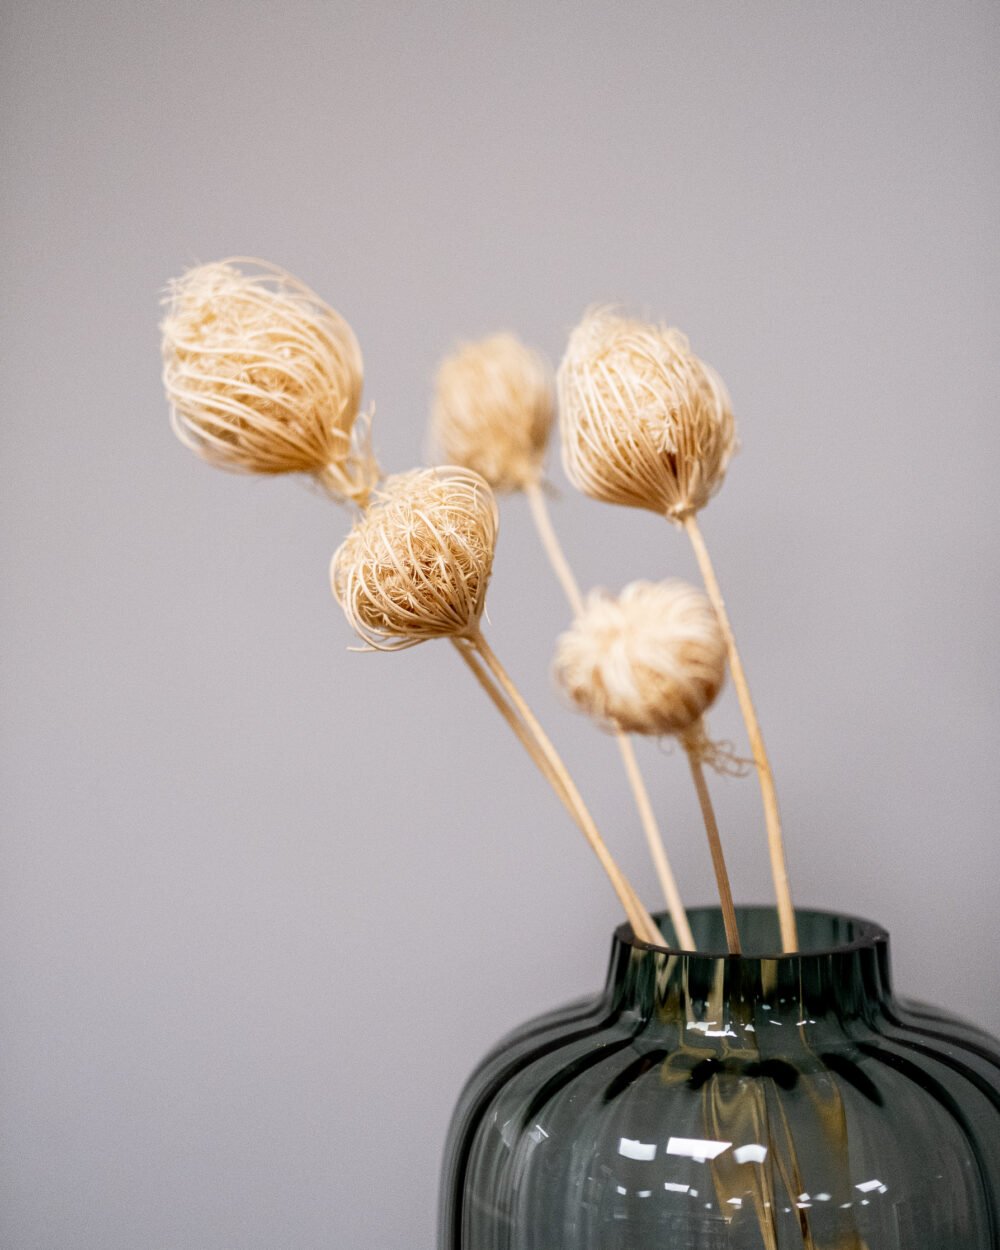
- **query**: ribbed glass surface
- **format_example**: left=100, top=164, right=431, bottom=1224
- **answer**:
left=440, top=907, right=1000, bottom=1249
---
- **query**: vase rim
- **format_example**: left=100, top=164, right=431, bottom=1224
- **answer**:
left=617, top=904, right=889, bottom=962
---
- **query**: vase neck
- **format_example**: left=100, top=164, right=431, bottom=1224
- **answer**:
left=607, top=907, right=892, bottom=1028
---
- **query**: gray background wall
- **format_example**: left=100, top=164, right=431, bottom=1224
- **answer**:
left=2, top=2, right=998, bottom=1247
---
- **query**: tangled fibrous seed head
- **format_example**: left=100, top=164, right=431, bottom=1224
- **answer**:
left=557, top=308, right=737, bottom=521
left=331, top=466, right=499, bottom=651
left=553, top=580, right=726, bottom=738
left=431, top=333, right=555, bottom=492
left=161, top=258, right=378, bottom=506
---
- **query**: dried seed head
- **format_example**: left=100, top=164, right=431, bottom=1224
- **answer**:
left=161, top=258, right=378, bottom=506
left=554, top=580, right=726, bottom=737
left=557, top=308, right=736, bottom=520
left=331, top=466, right=499, bottom=651
left=431, top=333, right=554, bottom=492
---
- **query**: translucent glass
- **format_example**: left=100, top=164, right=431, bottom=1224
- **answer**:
left=440, top=907, right=1000, bottom=1248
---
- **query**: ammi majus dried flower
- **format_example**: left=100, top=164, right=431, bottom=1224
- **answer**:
left=330, top=466, right=498, bottom=651
left=554, top=580, right=726, bottom=740
left=331, top=464, right=661, bottom=945
left=557, top=308, right=735, bottom=521
left=554, top=579, right=741, bottom=953
left=162, top=258, right=378, bottom=506
left=431, top=333, right=554, bottom=493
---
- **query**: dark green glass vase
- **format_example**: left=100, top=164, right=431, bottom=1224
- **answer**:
left=440, top=907, right=1000, bottom=1248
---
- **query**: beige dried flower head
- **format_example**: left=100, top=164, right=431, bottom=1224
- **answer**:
left=331, top=466, right=499, bottom=651
left=554, top=580, right=726, bottom=738
left=557, top=309, right=736, bottom=520
left=161, top=258, right=378, bottom=506
left=431, top=333, right=555, bottom=492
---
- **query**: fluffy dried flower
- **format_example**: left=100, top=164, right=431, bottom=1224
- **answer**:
left=554, top=580, right=726, bottom=737
left=558, top=309, right=736, bottom=520
left=331, top=466, right=499, bottom=650
left=161, top=258, right=377, bottom=505
left=431, top=333, right=554, bottom=491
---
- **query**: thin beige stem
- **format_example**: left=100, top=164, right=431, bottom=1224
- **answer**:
left=470, top=630, right=662, bottom=946
left=453, top=640, right=566, bottom=805
left=456, top=644, right=658, bottom=943
left=525, top=478, right=694, bottom=947
left=615, top=736, right=696, bottom=949
left=524, top=479, right=585, bottom=613
left=682, top=513, right=797, bottom=953
left=684, top=734, right=741, bottom=954
left=453, top=641, right=657, bottom=933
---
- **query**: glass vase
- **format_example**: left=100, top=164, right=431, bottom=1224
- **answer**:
left=439, top=907, right=1000, bottom=1248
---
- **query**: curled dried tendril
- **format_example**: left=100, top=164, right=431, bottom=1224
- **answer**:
left=431, top=333, right=555, bottom=492
left=674, top=725, right=750, bottom=778
left=331, top=466, right=499, bottom=651
left=558, top=308, right=736, bottom=520
left=161, top=258, right=378, bottom=506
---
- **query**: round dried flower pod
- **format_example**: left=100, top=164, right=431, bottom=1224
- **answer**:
left=554, top=580, right=726, bottom=738
left=557, top=309, right=736, bottom=520
left=431, top=333, right=555, bottom=492
left=331, top=466, right=499, bottom=651
left=161, top=258, right=377, bottom=505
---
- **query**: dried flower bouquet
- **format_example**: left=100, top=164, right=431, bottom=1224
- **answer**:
left=162, top=257, right=794, bottom=958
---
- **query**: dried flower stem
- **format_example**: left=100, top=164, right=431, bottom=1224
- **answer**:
left=524, top=479, right=695, bottom=949
left=682, top=513, right=796, bottom=952
left=455, top=640, right=558, bottom=784
left=454, top=641, right=651, bottom=935
left=615, top=739, right=694, bottom=948
left=683, top=731, right=741, bottom=953
left=523, top=480, right=581, bottom=611
left=456, top=637, right=652, bottom=939
left=466, top=629, right=661, bottom=946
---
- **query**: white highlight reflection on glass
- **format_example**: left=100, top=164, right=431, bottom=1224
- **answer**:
left=618, top=1137, right=657, bottom=1161
left=856, top=1179, right=888, bottom=1194
left=666, top=1136, right=732, bottom=1161
left=687, top=1021, right=738, bottom=1038
left=733, top=1143, right=768, bottom=1164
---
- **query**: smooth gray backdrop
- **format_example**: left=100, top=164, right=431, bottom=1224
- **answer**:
left=2, top=3, right=998, bottom=1247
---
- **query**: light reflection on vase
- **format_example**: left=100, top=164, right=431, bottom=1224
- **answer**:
left=439, top=907, right=1000, bottom=1249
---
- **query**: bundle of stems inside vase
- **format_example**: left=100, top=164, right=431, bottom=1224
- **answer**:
left=161, top=258, right=798, bottom=955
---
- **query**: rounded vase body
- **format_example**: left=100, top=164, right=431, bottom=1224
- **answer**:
left=439, top=908, right=1000, bottom=1249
